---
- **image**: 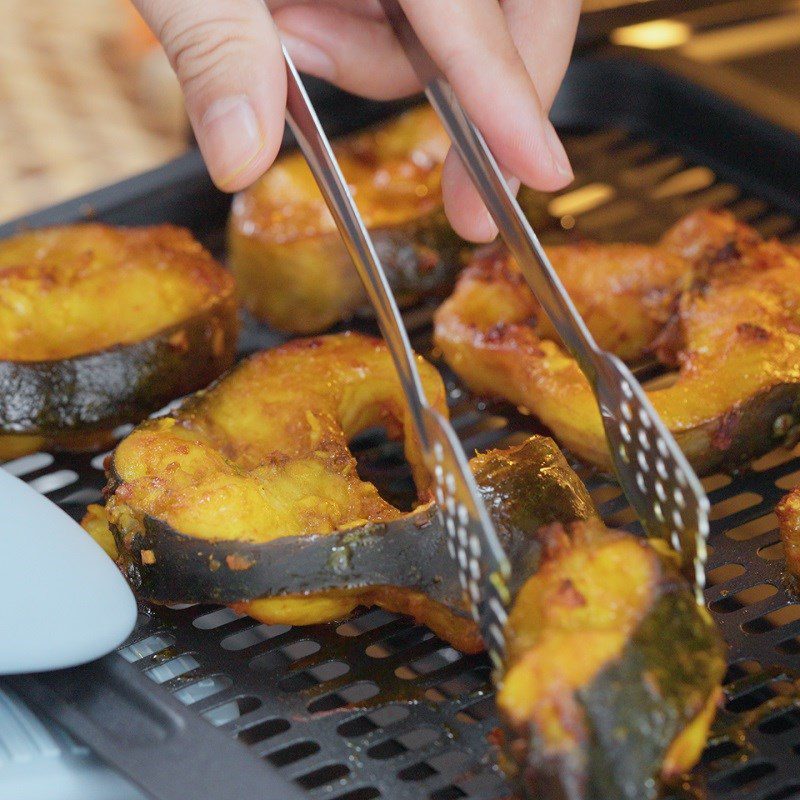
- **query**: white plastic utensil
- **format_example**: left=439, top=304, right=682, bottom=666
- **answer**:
left=0, top=467, right=136, bottom=674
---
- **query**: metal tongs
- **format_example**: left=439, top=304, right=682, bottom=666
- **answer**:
left=282, top=5, right=707, bottom=671
left=377, top=0, right=710, bottom=599
left=283, top=52, right=512, bottom=667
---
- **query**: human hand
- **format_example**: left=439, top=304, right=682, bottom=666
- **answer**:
left=132, top=0, right=581, bottom=242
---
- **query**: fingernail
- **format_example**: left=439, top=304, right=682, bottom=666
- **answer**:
left=478, top=207, right=499, bottom=242
left=543, top=120, right=573, bottom=181
left=507, top=176, right=521, bottom=196
left=281, top=33, right=336, bottom=81
left=201, top=95, right=264, bottom=188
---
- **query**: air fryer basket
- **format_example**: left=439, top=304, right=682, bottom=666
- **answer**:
left=3, top=54, right=800, bottom=800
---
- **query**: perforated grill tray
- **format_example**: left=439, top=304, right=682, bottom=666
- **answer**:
left=3, top=53, right=800, bottom=800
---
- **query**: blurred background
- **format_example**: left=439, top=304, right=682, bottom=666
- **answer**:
left=2, top=0, right=799, bottom=221
left=0, top=0, right=185, bottom=220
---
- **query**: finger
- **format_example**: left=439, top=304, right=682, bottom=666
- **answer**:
left=399, top=0, right=573, bottom=192
left=441, top=153, right=521, bottom=242
left=133, top=0, right=286, bottom=191
left=503, top=0, right=582, bottom=111
left=273, top=4, right=420, bottom=99
left=395, top=0, right=572, bottom=241
left=277, top=0, right=576, bottom=241
left=274, top=2, right=503, bottom=241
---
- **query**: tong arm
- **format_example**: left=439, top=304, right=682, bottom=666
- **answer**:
left=283, top=47, right=431, bottom=444
left=379, top=0, right=600, bottom=380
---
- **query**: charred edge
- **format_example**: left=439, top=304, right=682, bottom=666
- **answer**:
left=506, top=586, right=726, bottom=800
left=105, top=435, right=599, bottom=614
left=0, top=302, right=238, bottom=434
left=107, top=503, right=476, bottom=611
left=705, top=384, right=800, bottom=469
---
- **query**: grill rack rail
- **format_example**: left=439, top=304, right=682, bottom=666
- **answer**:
left=4, top=64, right=800, bottom=800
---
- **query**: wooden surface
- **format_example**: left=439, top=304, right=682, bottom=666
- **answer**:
left=0, top=0, right=188, bottom=222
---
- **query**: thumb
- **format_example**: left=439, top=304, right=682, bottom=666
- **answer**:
left=133, top=0, right=286, bottom=191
